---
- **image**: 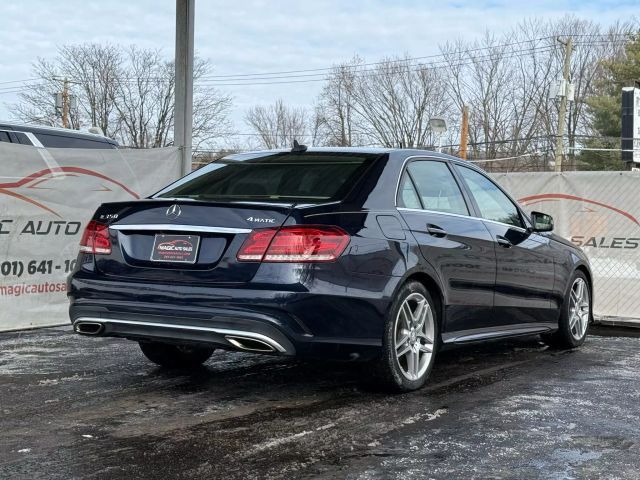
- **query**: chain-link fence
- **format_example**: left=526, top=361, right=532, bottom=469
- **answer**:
left=493, top=171, right=640, bottom=321
left=476, top=153, right=632, bottom=173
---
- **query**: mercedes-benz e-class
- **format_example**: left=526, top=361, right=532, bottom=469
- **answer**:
left=68, top=147, right=592, bottom=391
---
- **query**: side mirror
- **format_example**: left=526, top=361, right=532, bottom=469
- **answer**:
left=531, top=211, right=553, bottom=232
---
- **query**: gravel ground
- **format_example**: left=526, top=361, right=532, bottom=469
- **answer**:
left=1, top=326, right=639, bottom=479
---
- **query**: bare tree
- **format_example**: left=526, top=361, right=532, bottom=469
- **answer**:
left=315, top=58, right=361, bottom=146
left=61, top=44, right=122, bottom=137
left=439, top=16, right=634, bottom=162
left=10, top=60, right=77, bottom=128
left=11, top=44, right=122, bottom=134
left=245, top=99, right=308, bottom=149
left=10, top=43, right=233, bottom=149
left=348, top=56, right=451, bottom=148
left=440, top=26, right=555, bottom=160
left=112, top=47, right=232, bottom=149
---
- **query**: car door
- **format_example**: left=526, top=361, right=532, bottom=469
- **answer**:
left=453, top=164, right=557, bottom=327
left=396, top=158, right=497, bottom=335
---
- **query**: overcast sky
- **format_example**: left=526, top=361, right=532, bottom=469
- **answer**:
left=0, top=0, right=638, bottom=137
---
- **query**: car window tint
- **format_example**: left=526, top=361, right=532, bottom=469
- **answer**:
left=0, top=131, right=11, bottom=143
left=456, top=166, right=523, bottom=228
left=35, top=132, right=114, bottom=149
left=13, top=132, right=31, bottom=145
left=397, top=172, right=422, bottom=209
left=406, top=161, right=468, bottom=215
left=155, top=152, right=381, bottom=203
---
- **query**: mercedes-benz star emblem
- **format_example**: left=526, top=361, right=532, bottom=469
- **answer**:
left=166, top=204, right=182, bottom=220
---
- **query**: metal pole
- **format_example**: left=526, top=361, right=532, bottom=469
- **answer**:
left=175, top=0, right=195, bottom=176
left=555, top=37, right=572, bottom=173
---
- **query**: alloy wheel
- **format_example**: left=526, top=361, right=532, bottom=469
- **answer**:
left=569, top=277, right=590, bottom=341
left=394, top=292, right=435, bottom=381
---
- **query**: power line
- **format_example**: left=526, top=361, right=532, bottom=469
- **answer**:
left=0, top=33, right=631, bottom=90
left=95, top=38, right=628, bottom=88
left=0, top=77, right=39, bottom=86
left=0, top=36, right=623, bottom=91
left=194, top=46, right=559, bottom=87
left=0, top=83, right=47, bottom=95
left=195, top=36, right=555, bottom=80
left=105, top=44, right=560, bottom=88
left=194, top=33, right=632, bottom=80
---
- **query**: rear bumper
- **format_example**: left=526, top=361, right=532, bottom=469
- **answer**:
left=72, top=314, right=295, bottom=355
left=68, top=270, right=398, bottom=360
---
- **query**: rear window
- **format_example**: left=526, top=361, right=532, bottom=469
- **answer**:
left=155, top=152, right=381, bottom=203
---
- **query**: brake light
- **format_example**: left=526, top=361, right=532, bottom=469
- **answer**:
left=79, top=221, right=112, bottom=255
left=236, top=228, right=278, bottom=261
left=237, top=226, right=350, bottom=263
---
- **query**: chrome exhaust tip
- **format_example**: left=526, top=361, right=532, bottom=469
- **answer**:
left=74, top=321, right=105, bottom=335
left=226, top=335, right=277, bottom=353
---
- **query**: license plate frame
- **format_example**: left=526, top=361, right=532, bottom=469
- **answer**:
left=150, top=234, right=200, bottom=264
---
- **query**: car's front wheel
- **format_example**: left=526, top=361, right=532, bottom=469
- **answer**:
left=373, top=281, right=439, bottom=392
left=542, top=270, right=591, bottom=349
left=138, top=342, right=215, bottom=368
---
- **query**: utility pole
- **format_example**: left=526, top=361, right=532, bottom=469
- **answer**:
left=61, top=78, right=70, bottom=129
left=555, top=37, right=573, bottom=172
left=53, top=76, right=78, bottom=128
left=459, top=105, right=469, bottom=160
left=175, top=0, right=195, bottom=176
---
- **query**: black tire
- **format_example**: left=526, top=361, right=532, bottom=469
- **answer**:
left=138, top=342, right=215, bottom=368
left=542, top=270, right=591, bottom=349
left=371, top=281, right=439, bottom=392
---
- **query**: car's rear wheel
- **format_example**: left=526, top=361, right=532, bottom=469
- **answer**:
left=373, top=281, right=438, bottom=392
left=542, top=271, right=591, bottom=349
left=138, top=341, right=215, bottom=368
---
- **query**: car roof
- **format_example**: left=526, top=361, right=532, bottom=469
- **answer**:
left=223, top=146, right=486, bottom=172
left=0, top=121, right=118, bottom=145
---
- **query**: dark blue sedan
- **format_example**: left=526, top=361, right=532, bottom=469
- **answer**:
left=68, top=147, right=593, bottom=392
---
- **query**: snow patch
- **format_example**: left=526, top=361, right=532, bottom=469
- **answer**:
left=251, top=430, right=314, bottom=453
left=402, top=407, right=448, bottom=425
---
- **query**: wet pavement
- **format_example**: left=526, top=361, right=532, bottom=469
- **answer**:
left=1, top=326, right=639, bottom=479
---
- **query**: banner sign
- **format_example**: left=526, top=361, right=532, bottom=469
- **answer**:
left=0, top=143, right=181, bottom=331
left=621, top=87, right=640, bottom=166
left=494, top=171, right=640, bottom=319
left=2, top=151, right=637, bottom=330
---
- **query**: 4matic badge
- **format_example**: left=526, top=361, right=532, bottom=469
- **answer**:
left=246, top=217, right=275, bottom=224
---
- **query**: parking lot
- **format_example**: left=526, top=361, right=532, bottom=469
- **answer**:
left=1, top=327, right=639, bottom=479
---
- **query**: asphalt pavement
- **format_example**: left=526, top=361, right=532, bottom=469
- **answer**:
left=1, top=326, right=639, bottom=479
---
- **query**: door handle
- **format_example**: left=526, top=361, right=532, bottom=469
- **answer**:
left=496, top=235, right=512, bottom=248
left=426, top=224, right=447, bottom=237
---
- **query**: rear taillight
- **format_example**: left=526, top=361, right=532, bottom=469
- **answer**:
left=79, top=221, right=112, bottom=255
left=237, top=226, right=349, bottom=263
left=236, top=228, right=278, bottom=261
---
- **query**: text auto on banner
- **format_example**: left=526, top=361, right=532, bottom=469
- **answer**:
left=0, top=143, right=181, bottom=331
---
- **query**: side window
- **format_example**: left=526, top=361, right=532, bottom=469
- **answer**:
left=35, top=133, right=110, bottom=149
left=0, top=131, right=11, bottom=143
left=14, top=132, right=32, bottom=145
left=405, top=161, right=468, bottom=215
left=397, top=172, right=421, bottom=209
left=456, top=166, right=523, bottom=228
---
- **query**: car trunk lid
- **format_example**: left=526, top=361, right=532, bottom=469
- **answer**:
left=93, top=199, right=293, bottom=284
